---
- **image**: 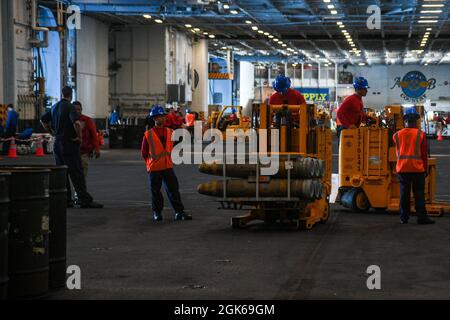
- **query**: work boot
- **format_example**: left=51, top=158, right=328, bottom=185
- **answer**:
left=153, top=212, right=163, bottom=222
left=174, top=212, right=192, bottom=221
left=80, top=201, right=104, bottom=209
left=417, top=216, right=435, bottom=225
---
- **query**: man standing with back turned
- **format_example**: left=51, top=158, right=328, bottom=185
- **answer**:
left=41, top=86, right=103, bottom=209
left=393, top=107, right=434, bottom=225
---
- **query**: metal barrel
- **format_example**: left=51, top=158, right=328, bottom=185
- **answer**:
left=124, top=125, right=146, bottom=149
left=1, top=168, right=50, bottom=298
left=0, top=173, right=10, bottom=300
left=109, top=125, right=125, bottom=149
left=198, top=179, right=317, bottom=200
left=0, top=165, right=67, bottom=289
left=199, top=157, right=324, bottom=179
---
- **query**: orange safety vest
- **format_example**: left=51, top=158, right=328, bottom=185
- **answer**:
left=185, top=113, right=196, bottom=127
left=144, top=127, right=173, bottom=172
left=393, top=128, right=425, bottom=173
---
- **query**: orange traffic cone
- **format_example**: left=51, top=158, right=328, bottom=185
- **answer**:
left=437, top=130, right=444, bottom=141
left=35, top=137, right=45, bottom=157
left=8, top=137, right=18, bottom=158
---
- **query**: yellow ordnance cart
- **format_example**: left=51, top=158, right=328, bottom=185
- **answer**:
left=198, top=103, right=332, bottom=230
left=337, top=105, right=450, bottom=216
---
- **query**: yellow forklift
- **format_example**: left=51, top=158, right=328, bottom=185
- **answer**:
left=337, top=105, right=450, bottom=215
left=205, top=106, right=251, bottom=139
left=198, top=103, right=332, bottom=229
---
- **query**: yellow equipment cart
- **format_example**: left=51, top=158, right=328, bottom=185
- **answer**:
left=337, top=105, right=450, bottom=216
left=198, top=103, right=332, bottom=230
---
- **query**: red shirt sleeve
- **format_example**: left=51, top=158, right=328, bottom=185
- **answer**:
left=141, top=134, right=149, bottom=160
left=87, top=118, right=99, bottom=152
left=421, top=132, right=428, bottom=172
left=337, top=95, right=362, bottom=128
left=296, top=90, right=306, bottom=105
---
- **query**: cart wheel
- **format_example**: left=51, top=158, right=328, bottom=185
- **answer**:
left=231, top=217, right=244, bottom=229
left=320, top=203, right=330, bottom=224
left=354, top=189, right=370, bottom=212
left=297, top=220, right=313, bottom=230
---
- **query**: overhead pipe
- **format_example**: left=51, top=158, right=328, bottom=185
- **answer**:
left=29, top=0, right=49, bottom=48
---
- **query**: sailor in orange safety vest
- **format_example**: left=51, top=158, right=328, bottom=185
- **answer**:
left=393, top=107, right=434, bottom=225
left=141, top=104, right=192, bottom=222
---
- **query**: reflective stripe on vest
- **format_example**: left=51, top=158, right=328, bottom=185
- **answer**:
left=147, top=128, right=171, bottom=160
left=394, top=129, right=422, bottom=160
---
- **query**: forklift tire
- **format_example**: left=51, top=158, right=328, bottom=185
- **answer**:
left=353, top=189, right=370, bottom=212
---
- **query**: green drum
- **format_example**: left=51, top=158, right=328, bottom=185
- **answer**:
left=0, top=173, right=10, bottom=300
left=4, top=169, right=50, bottom=298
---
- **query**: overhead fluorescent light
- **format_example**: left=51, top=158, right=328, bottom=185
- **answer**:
left=185, top=24, right=192, bottom=28
left=155, top=19, right=163, bottom=24
left=213, top=43, right=218, bottom=46
left=223, top=4, right=230, bottom=9
left=245, top=20, right=252, bottom=24
left=328, top=5, right=335, bottom=9
left=420, top=16, right=439, bottom=19
left=424, top=63, right=429, bottom=66
left=342, top=29, right=347, bottom=33
left=252, top=26, right=258, bottom=30
left=323, top=0, right=331, bottom=3
left=282, top=44, right=287, bottom=47
left=336, top=21, right=343, bottom=25
left=221, top=46, right=227, bottom=50
left=230, top=10, right=239, bottom=15
left=339, top=24, right=345, bottom=28
left=209, top=34, right=215, bottom=38
left=330, top=10, right=338, bottom=14
left=358, top=63, right=365, bottom=66
left=258, top=30, right=264, bottom=34
left=264, top=32, right=269, bottom=35
left=143, top=14, right=152, bottom=19
left=420, top=10, right=443, bottom=13
left=193, top=27, right=200, bottom=31
left=422, top=4, right=444, bottom=7
left=268, top=35, right=274, bottom=39
left=420, top=43, right=426, bottom=47
left=418, top=20, right=438, bottom=23
left=203, top=32, right=209, bottom=35
left=274, top=38, right=279, bottom=41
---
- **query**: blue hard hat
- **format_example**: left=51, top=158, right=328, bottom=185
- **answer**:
left=403, top=107, right=420, bottom=120
left=353, top=76, right=370, bottom=90
left=149, top=104, right=167, bottom=118
left=273, top=75, right=291, bottom=94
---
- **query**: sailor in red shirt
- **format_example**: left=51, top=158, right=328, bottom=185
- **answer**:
left=165, top=106, right=184, bottom=130
left=269, top=75, right=306, bottom=105
left=336, top=77, right=369, bottom=140
left=73, top=101, right=100, bottom=178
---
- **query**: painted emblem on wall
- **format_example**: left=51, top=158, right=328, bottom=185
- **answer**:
left=391, top=71, right=436, bottom=103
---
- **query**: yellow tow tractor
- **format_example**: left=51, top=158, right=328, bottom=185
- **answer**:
left=198, top=103, right=332, bottom=230
left=205, top=106, right=251, bottom=139
left=337, top=105, right=450, bottom=216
